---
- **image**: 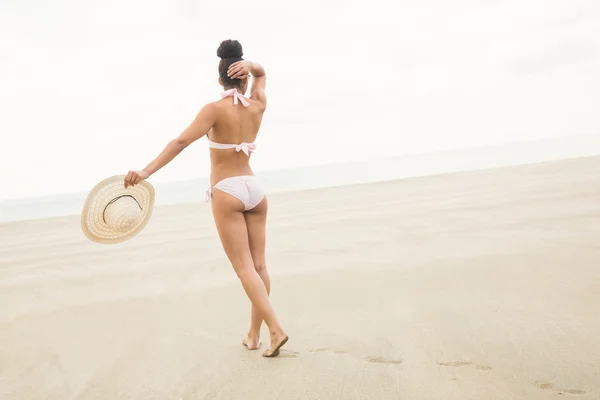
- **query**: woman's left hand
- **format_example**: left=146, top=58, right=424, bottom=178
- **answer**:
left=228, top=61, right=251, bottom=79
left=124, top=169, right=150, bottom=188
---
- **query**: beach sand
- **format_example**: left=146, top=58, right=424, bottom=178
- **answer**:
left=1, top=156, right=599, bottom=399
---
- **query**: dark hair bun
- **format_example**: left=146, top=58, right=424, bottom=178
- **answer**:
left=217, top=39, right=243, bottom=59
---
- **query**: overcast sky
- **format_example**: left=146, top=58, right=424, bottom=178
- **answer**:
left=1, top=0, right=599, bottom=200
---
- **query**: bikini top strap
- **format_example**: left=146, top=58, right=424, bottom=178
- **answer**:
left=221, top=88, right=250, bottom=107
left=207, top=137, right=256, bottom=156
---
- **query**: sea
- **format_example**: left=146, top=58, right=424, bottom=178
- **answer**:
left=1, top=134, right=600, bottom=223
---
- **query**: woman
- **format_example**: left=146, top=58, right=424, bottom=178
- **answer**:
left=124, top=39, right=288, bottom=358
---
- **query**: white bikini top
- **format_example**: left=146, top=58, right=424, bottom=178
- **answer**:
left=206, top=89, right=257, bottom=156
left=207, top=138, right=256, bottom=156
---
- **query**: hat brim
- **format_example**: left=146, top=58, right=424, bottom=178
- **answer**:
left=81, top=175, right=155, bottom=244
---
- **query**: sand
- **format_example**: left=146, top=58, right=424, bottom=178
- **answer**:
left=1, top=156, right=600, bottom=400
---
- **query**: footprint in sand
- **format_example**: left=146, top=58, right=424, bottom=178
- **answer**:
left=533, top=381, right=586, bottom=395
left=438, top=361, right=473, bottom=367
left=277, top=350, right=299, bottom=359
left=309, top=348, right=347, bottom=355
left=363, top=356, right=403, bottom=365
left=308, top=349, right=402, bottom=365
left=438, top=361, right=492, bottom=371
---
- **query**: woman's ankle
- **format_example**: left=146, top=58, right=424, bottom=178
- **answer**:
left=269, top=326, right=285, bottom=337
left=247, top=329, right=260, bottom=340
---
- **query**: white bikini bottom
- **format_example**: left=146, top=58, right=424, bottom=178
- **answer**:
left=205, top=175, right=265, bottom=211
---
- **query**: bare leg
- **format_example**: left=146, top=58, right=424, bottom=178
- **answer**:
left=244, top=197, right=270, bottom=349
left=211, top=190, right=287, bottom=356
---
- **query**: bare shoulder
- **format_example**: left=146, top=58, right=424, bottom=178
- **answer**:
left=204, top=100, right=221, bottom=111
left=249, top=98, right=267, bottom=114
left=201, top=99, right=226, bottom=117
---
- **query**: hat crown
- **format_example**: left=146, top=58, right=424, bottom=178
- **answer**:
left=104, top=196, right=143, bottom=233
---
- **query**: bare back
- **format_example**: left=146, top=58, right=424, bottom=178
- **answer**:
left=208, top=96, right=266, bottom=185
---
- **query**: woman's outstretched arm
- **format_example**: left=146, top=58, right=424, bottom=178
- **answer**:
left=124, top=102, right=217, bottom=188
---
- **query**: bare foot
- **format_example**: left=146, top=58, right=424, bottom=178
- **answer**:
left=242, top=337, right=261, bottom=350
left=263, top=333, right=289, bottom=358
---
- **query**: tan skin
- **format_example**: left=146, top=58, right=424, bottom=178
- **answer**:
left=124, top=60, right=288, bottom=357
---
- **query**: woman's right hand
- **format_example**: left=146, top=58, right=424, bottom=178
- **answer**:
left=124, top=169, right=150, bottom=188
left=228, top=61, right=251, bottom=79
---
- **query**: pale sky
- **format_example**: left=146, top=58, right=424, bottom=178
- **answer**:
left=1, top=0, right=599, bottom=200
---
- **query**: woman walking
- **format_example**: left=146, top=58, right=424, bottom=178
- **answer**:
left=124, top=39, right=288, bottom=358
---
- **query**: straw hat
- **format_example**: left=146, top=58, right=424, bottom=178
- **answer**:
left=81, top=175, right=155, bottom=244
